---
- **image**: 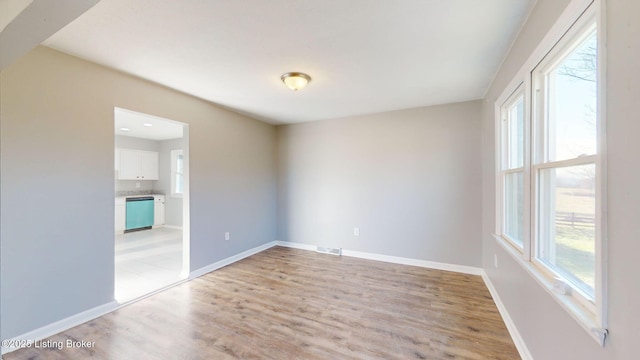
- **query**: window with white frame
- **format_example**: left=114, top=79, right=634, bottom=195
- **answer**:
left=495, top=0, right=606, bottom=345
left=171, top=149, right=184, bottom=197
left=499, top=86, right=526, bottom=250
left=533, top=21, right=598, bottom=303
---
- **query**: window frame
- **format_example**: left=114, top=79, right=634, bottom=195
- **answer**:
left=493, top=0, right=607, bottom=345
left=532, top=17, right=599, bottom=313
left=171, top=149, right=184, bottom=198
left=497, top=84, right=530, bottom=253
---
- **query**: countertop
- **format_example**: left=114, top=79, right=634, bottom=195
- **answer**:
left=116, top=190, right=165, bottom=197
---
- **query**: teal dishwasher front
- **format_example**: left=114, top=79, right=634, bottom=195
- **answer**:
left=125, top=196, right=155, bottom=231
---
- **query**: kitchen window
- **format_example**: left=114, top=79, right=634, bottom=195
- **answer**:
left=171, top=149, right=184, bottom=197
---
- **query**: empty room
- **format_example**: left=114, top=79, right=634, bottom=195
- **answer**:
left=0, top=0, right=638, bottom=359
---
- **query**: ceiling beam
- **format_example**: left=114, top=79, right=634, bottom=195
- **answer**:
left=0, top=0, right=99, bottom=70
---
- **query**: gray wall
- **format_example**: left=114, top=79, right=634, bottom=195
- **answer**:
left=115, top=135, right=160, bottom=192
left=0, top=46, right=277, bottom=339
left=481, top=0, right=640, bottom=358
left=277, top=101, right=482, bottom=267
left=157, top=137, right=187, bottom=227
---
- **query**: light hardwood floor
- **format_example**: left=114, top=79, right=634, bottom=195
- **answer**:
left=5, top=246, right=519, bottom=359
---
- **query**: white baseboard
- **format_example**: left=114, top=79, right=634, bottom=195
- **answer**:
left=274, top=241, right=483, bottom=275
left=163, top=225, right=183, bottom=230
left=115, top=278, right=190, bottom=307
left=2, top=241, right=527, bottom=360
left=342, top=249, right=484, bottom=275
left=189, top=241, right=277, bottom=279
left=481, top=273, right=532, bottom=360
left=275, top=241, right=527, bottom=358
left=1, top=241, right=278, bottom=356
left=274, top=240, right=316, bottom=251
left=1, top=301, right=119, bottom=355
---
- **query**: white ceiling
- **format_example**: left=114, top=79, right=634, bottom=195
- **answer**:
left=115, top=107, right=183, bottom=141
left=44, top=0, right=535, bottom=124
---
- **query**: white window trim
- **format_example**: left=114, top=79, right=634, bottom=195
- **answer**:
left=493, top=0, right=607, bottom=346
left=171, top=149, right=184, bottom=198
left=496, top=84, right=529, bottom=253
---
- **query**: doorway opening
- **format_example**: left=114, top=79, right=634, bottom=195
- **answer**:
left=114, top=107, right=190, bottom=303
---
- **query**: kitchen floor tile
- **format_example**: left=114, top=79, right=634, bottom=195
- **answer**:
left=115, top=227, right=185, bottom=302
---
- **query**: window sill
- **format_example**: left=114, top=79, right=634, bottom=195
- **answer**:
left=492, top=234, right=607, bottom=346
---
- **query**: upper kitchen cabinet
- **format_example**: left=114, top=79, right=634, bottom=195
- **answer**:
left=117, top=149, right=159, bottom=180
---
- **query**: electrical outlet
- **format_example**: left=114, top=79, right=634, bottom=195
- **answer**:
left=135, top=182, right=141, bottom=188
left=494, top=254, right=498, bottom=268
left=353, top=227, right=360, bottom=237
left=224, top=232, right=230, bottom=241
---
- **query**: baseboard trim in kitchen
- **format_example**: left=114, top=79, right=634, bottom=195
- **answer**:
left=1, top=301, right=119, bottom=355
left=163, top=225, right=183, bottom=230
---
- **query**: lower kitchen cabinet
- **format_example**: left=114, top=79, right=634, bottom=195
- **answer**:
left=115, top=197, right=126, bottom=233
left=154, top=195, right=165, bottom=226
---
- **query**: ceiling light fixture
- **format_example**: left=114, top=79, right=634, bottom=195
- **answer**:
left=143, top=123, right=153, bottom=127
left=120, top=127, right=130, bottom=131
left=281, top=72, right=311, bottom=91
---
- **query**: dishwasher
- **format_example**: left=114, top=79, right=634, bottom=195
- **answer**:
left=125, top=196, right=155, bottom=232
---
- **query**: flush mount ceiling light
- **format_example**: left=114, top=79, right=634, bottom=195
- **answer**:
left=281, top=72, right=311, bottom=91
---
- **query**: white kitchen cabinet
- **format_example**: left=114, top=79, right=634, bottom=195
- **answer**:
left=140, top=151, right=158, bottom=179
left=115, top=197, right=126, bottom=233
left=154, top=195, right=165, bottom=227
left=117, top=149, right=159, bottom=180
left=118, top=149, right=139, bottom=179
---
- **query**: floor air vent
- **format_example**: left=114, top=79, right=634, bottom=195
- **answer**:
left=316, top=246, right=342, bottom=256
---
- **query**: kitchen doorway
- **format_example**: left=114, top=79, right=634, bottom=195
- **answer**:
left=114, top=107, right=190, bottom=303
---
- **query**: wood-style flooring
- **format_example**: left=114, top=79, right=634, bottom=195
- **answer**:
left=4, top=246, right=520, bottom=359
